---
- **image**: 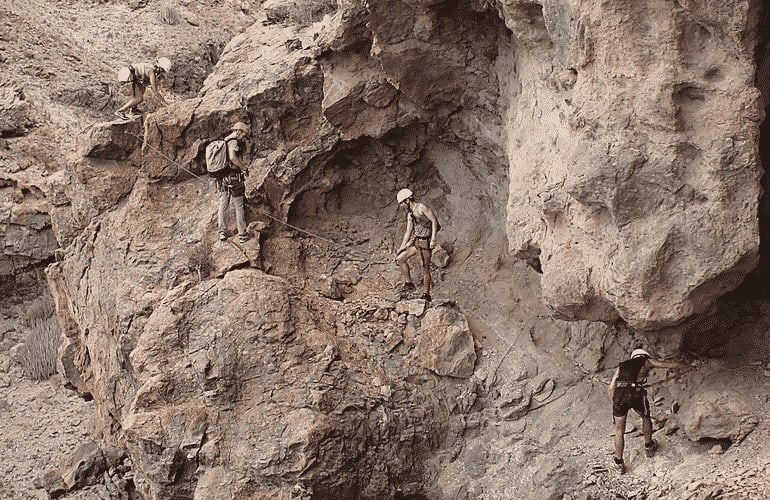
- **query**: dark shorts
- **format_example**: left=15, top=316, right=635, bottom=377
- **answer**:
left=414, top=237, right=431, bottom=251
left=612, top=387, right=650, bottom=418
left=131, top=81, right=147, bottom=97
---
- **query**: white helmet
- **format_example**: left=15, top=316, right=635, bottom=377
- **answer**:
left=396, top=188, right=413, bottom=204
left=631, top=349, right=651, bottom=359
left=232, top=121, right=251, bottom=136
left=156, top=57, right=172, bottom=72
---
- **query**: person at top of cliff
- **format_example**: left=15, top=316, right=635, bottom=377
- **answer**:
left=395, top=188, right=440, bottom=302
left=216, top=121, right=251, bottom=243
left=115, top=57, right=171, bottom=120
left=608, top=348, right=692, bottom=474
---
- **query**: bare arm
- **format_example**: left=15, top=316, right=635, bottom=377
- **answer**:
left=418, top=204, right=439, bottom=249
left=649, top=359, right=686, bottom=370
left=148, top=71, right=168, bottom=106
left=608, top=368, right=619, bottom=401
left=227, top=139, right=248, bottom=172
left=398, top=215, right=414, bottom=254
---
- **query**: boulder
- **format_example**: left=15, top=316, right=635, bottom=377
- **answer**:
left=682, top=391, right=759, bottom=443
left=414, top=305, right=476, bottom=378
left=0, top=82, right=34, bottom=136
left=34, top=441, right=126, bottom=495
left=76, top=120, right=143, bottom=160
left=503, top=0, right=763, bottom=330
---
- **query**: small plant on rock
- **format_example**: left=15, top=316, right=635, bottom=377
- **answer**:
left=186, top=242, right=212, bottom=282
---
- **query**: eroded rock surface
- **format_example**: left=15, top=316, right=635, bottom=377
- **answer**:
left=682, top=390, right=760, bottom=443
left=2, top=0, right=769, bottom=498
left=502, top=0, right=765, bottom=329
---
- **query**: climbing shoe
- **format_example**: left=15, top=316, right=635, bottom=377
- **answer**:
left=614, top=457, right=626, bottom=474
left=400, top=282, right=416, bottom=292
left=219, top=231, right=227, bottom=241
left=422, top=293, right=432, bottom=302
left=645, top=439, right=658, bottom=458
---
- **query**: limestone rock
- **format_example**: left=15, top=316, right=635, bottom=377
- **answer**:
left=0, top=182, right=59, bottom=276
left=414, top=305, right=476, bottom=378
left=77, top=121, right=143, bottom=160
left=0, top=82, right=34, bottom=137
left=503, top=0, right=764, bottom=330
left=316, top=274, right=343, bottom=300
left=26, top=0, right=769, bottom=498
left=210, top=239, right=253, bottom=277
left=682, top=391, right=759, bottom=443
left=34, top=440, right=126, bottom=495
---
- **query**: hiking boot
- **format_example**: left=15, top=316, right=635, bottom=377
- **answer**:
left=400, top=282, right=416, bottom=292
left=645, top=439, right=658, bottom=458
left=219, top=231, right=227, bottom=241
left=114, top=110, right=129, bottom=120
left=614, top=457, right=626, bottom=474
left=238, top=234, right=250, bottom=243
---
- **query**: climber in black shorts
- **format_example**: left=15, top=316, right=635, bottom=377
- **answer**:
left=608, top=349, right=690, bottom=474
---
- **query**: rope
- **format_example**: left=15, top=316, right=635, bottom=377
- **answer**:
left=122, top=131, right=393, bottom=266
left=647, top=365, right=698, bottom=387
left=125, top=131, right=207, bottom=181
left=260, top=210, right=395, bottom=266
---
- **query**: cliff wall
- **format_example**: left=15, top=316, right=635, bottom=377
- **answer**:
left=1, top=0, right=768, bottom=498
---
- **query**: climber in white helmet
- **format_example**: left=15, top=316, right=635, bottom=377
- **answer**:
left=395, top=188, right=440, bottom=301
left=115, top=57, right=172, bottom=120
left=608, top=348, right=693, bottom=474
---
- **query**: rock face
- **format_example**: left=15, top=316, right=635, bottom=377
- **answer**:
left=415, top=303, right=477, bottom=377
left=26, top=0, right=770, bottom=498
left=501, top=0, right=764, bottom=329
left=46, top=184, right=478, bottom=496
left=0, top=82, right=34, bottom=137
left=682, top=390, right=760, bottom=443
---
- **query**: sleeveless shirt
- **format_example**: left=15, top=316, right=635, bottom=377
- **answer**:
left=410, top=205, right=433, bottom=239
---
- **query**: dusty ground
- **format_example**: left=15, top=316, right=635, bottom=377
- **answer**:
left=2, top=0, right=770, bottom=498
left=0, top=279, right=96, bottom=500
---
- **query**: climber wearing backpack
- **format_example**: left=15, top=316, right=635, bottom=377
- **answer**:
left=608, top=348, right=693, bottom=474
left=395, top=188, right=439, bottom=301
left=115, top=57, right=171, bottom=120
left=209, top=121, right=251, bottom=243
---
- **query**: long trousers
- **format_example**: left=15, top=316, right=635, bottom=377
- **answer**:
left=218, top=190, right=246, bottom=236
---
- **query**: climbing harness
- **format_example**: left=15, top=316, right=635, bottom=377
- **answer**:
left=614, top=381, right=645, bottom=389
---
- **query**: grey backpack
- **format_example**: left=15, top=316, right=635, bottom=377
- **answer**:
left=205, top=139, right=231, bottom=178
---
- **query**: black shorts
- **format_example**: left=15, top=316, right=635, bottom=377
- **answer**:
left=414, top=237, right=431, bottom=251
left=612, top=388, right=650, bottom=418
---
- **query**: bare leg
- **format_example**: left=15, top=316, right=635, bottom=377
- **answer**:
left=613, top=415, right=626, bottom=462
left=642, top=415, right=653, bottom=446
left=118, top=85, right=145, bottom=113
left=418, top=247, right=432, bottom=296
left=396, top=246, right=416, bottom=285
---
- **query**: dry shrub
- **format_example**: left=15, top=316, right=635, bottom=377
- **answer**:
left=17, top=295, right=60, bottom=381
left=267, top=0, right=337, bottom=27
left=22, top=294, right=55, bottom=326
left=186, top=242, right=212, bottom=282
left=159, top=4, right=183, bottom=25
